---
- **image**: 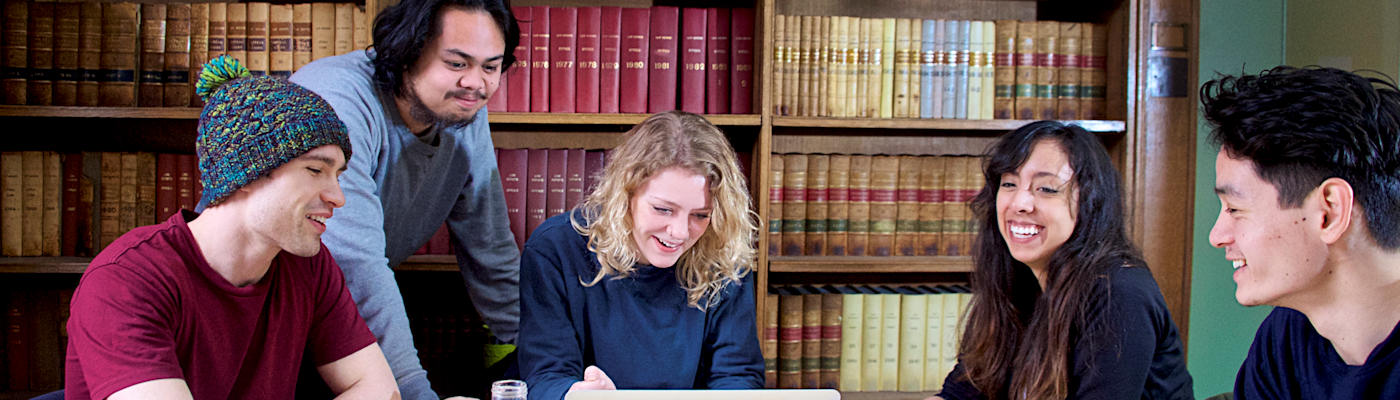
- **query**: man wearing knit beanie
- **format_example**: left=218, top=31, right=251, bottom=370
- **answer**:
left=64, top=57, right=400, bottom=400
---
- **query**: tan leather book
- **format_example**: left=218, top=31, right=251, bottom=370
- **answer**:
left=42, top=152, right=60, bottom=256
left=1, top=152, right=21, bottom=255
left=781, top=153, right=807, bottom=256
left=768, top=154, right=783, bottom=256
left=76, top=2, right=102, bottom=106
left=893, top=155, right=921, bottom=256
left=21, top=152, right=42, bottom=256
left=189, top=3, right=208, bottom=106
left=225, top=2, right=247, bottom=66
left=245, top=2, right=270, bottom=76
left=846, top=155, right=872, bottom=256
left=292, top=4, right=312, bottom=70
left=352, top=5, right=369, bottom=51
left=868, top=155, right=898, bottom=256
left=138, top=3, right=166, bottom=107
left=163, top=3, right=191, bottom=107
left=1057, top=22, right=1083, bottom=120
left=268, top=4, right=292, bottom=78
left=826, top=154, right=850, bottom=256
left=1034, top=21, right=1060, bottom=120
left=333, top=3, right=353, bottom=55
left=26, top=1, right=54, bottom=105
left=52, top=3, right=80, bottom=106
left=310, top=3, right=335, bottom=61
left=917, top=156, right=945, bottom=256
left=2, top=0, right=28, bottom=105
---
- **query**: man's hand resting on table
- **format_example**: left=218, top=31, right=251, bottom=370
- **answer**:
left=568, top=366, right=617, bottom=392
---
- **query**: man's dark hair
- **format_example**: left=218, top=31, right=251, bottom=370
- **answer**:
left=370, top=0, right=520, bottom=97
left=1201, top=66, right=1400, bottom=248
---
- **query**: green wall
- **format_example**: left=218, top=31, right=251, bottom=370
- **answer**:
left=1188, top=1, right=1283, bottom=398
left=1286, top=0, right=1400, bottom=77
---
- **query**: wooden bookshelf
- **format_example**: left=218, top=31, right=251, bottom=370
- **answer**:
left=0, top=106, right=762, bottom=126
left=768, top=256, right=972, bottom=274
left=840, top=392, right=938, bottom=400
left=772, top=117, right=1124, bottom=132
left=0, top=255, right=459, bottom=274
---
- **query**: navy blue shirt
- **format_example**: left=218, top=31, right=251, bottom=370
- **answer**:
left=939, top=266, right=1192, bottom=400
left=518, top=213, right=765, bottom=400
left=1235, top=307, right=1400, bottom=399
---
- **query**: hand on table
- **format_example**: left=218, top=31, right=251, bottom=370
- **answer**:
left=568, top=365, right=617, bottom=392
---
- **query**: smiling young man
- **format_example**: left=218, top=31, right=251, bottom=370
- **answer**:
left=288, top=0, right=521, bottom=398
left=1202, top=66, right=1400, bottom=399
left=65, top=59, right=399, bottom=399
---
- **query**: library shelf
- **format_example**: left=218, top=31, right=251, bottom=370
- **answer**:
left=0, top=106, right=763, bottom=126
left=772, top=116, right=1125, bottom=132
left=768, top=256, right=973, bottom=274
left=0, top=255, right=459, bottom=274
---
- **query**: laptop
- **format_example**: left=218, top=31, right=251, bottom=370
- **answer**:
left=563, top=389, right=841, bottom=400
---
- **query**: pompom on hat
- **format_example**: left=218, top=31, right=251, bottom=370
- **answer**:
left=194, top=55, right=352, bottom=207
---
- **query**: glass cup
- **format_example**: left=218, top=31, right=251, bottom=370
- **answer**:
left=490, top=379, right=527, bottom=400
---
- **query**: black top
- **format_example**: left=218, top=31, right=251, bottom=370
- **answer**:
left=1235, top=307, right=1400, bottom=399
left=939, top=266, right=1193, bottom=400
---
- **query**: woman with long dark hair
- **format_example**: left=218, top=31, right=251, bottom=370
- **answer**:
left=932, top=121, right=1193, bottom=399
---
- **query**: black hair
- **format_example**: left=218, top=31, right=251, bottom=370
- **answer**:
left=1201, top=66, right=1400, bottom=249
left=370, top=0, right=520, bottom=97
left=959, top=120, right=1144, bottom=399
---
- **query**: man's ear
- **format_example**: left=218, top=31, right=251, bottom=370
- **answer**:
left=1316, top=177, right=1355, bottom=245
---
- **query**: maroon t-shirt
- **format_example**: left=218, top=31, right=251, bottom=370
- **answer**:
left=65, top=211, right=376, bottom=399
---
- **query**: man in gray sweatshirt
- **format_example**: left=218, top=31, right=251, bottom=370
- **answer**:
left=288, top=0, right=521, bottom=398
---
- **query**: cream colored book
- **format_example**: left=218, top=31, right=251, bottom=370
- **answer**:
left=879, top=287, right=902, bottom=391
left=966, top=20, right=984, bottom=120
left=879, top=18, right=895, bottom=118
left=860, top=288, right=883, bottom=392
left=897, top=287, right=926, bottom=392
left=839, top=288, right=864, bottom=391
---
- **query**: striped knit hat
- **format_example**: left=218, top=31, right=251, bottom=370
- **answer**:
left=194, top=55, right=352, bottom=207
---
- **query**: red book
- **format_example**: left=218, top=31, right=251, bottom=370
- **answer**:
left=529, top=6, right=550, bottom=112
left=729, top=8, right=754, bottom=114
left=564, top=148, right=585, bottom=212
left=488, top=69, right=508, bottom=112
left=176, top=154, right=195, bottom=212
left=548, top=7, right=576, bottom=113
left=647, top=6, right=678, bottom=113
left=598, top=7, right=622, bottom=113
left=678, top=8, right=706, bottom=114
left=61, top=153, right=81, bottom=256
left=7, top=292, right=30, bottom=391
left=705, top=8, right=730, bottom=114
left=156, top=153, right=177, bottom=222
left=415, top=241, right=428, bottom=255
left=619, top=7, right=650, bottom=113
left=506, top=6, right=531, bottom=112
left=575, top=7, right=600, bottom=113
left=497, top=148, right=527, bottom=249
left=546, top=148, right=567, bottom=218
left=583, top=149, right=604, bottom=197
left=429, top=223, right=449, bottom=254
left=525, top=148, right=548, bottom=238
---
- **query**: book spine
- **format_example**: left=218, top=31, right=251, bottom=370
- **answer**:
left=879, top=19, right=895, bottom=118
left=868, top=156, right=897, bottom=256
left=138, top=4, right=167, bottom=107
left=859, top=290, right=882, bottom=392
left=1035, top=21, right=1060, bottom=120
left=820, top=292, right=843, bottom=389
left=43, top=152, right=60, bottom=256
left=729, top=7, right=753, bottom=114
left=813, top=16, right=827, bottom=117
left=763, top=292, right=779, bottom=389
left=21, top=152, right=41, bottom=256
left=525, top=148, right=547, bottom=238
left=506, top=6, right=530, bottom=112
left=545, top=148, right=566, bottom=219
left=226, top=3, right=247, bottom=66
left=175, top=154, right=194, bottom=215
left=904, top=19, right=920, bottom=118
left=846, top=155, right=871, bottom=256
left=838, top=290, right=863, bottom=391
left=797, top=16, right=812, bottom=116
left=879, top=291, right=901, bottom=391
left=894, top=155, right=921, bottom=256
left=939, top=20, right=956, bottom=119
left=333, top=3, right=352, bottom=55
left=76, top=2, right=102, bottom=106
left=117, top=153, right=137, bottom=240
left=918, top=19, right=936, bottom=118
left=1057, top=22, right=1082, bottom=120
left=209, top=2, right=227, bottom=59
left=156, top=153, right=177, bottom=222
left=268, top=4, right=292, bottom=78
left=291, top=4, right=312, bottom=71
left=993, top=20, right=1017, bottom=119
left=496, top=148, right=527, bottom=249
left=804, top=155, right=829, bottom=256
left=352, top=5, right=369, bottom=52
left=617, top=7, right=648, bottom=113
left=78, top=168, right=94, bottom=256
left=767, top=154, right=783, bottom=256
left=97, top=153, right=118, bottom=249
left=953, top=20, right=970, bottom=119
left=549, top=6, right=577, bottom=113
left=575, top=7, right=600, bottom=113
left=891, top=19, right=910, bottom=118
left=826, top=154, right=849, bottom=256
left=844, top=16, right=860, bottom=118
left=647, top=6, right=678, bottom=113
left=190, top=3, right=209, bottom=106
left=864, top=19, right=882, bottom=118
left=53, top=3, right=81, bottom=106
left=164, top=4, right=192, bottom=106
left=310, top=3, right=333, bottom=61
left=922, top=288, right=946, bottom=391
left=61, top=153, right=81, bottom=256
left=597, top=6, right=621, bottom=113
left=582, top=150, right=603, bottom=198
left=1, top=152, right=19, bottom=256
left=779, top=153, right=806, bottom=256
left=940, top=290, right=961, bottom=383
left=704, top=8, right=729, bottom=114
left=2, top=0, right=27, bottom=105
left=678, top=8, right=706, bottom=113
left=6, top=292, right=28, bottom=390
left=245, top=2, right=270, bottom=76
left=1014, top=20, right=1036, bottom=120
left=801, top=291, right=822, bottom=388
left=564, top=148, right=584, bottom=212
left=961, top=157, right=984, bottom=253
left=26, top=2, right=54, bottom=105
left=136, top=153, right=155, bottom=226
left=831, top=16, right=848, bottom=117
left=776, top=15, right=793, bottom=116
left=777, top=291, right=803, bottom=389
left=980, top=22, right=995, bottom=120
left=897, top=290, right=927, bottom=391
left=1086, top=24, right=1107, bottom=120
left=529, top=6, right=550, bottom=112
left=967, top=21, right=984, bottom=120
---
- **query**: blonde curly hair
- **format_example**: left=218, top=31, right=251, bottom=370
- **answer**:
left=570, top=111, right=759, bottom=310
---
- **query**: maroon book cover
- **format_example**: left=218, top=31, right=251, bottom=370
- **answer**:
left=488, top=69, right=508, bottom=113
left=529, top=6, right=550, bottom=112
left=415, top=242, right=428, bottom=255
left=429, top=223, right=449, bottom=254
left=564, top=148, right=585, bottom=212
left=646, top=6, right=678, bottom=113
left=598, top=7, right=622, bottom=113
left=525, top=148, right=548, bottom=238
left=61, top=153, right=82, bottom=256
left=176, top=154, right=195, bottom=213
left=729, top=8, right=754, bottom=114
left=545, top=148, right=567, bottom=219
left=705, top=8, right=730, bottom=114
left=155, top=153, right=177, bottom=222
left=507, top=6, right=531, bottom=112
left=548, top=7, right=576, bottom=113
left=7, top=293, right=30, bottom=391
left=619, top=7, right=650, bottom=113
left=583, top=149, right=604, bottom=197
left=678, top=8, right=706, bottom=113
left=496, top=148, right=528, bottom=249
left=575, top=7, right=600, bottom=113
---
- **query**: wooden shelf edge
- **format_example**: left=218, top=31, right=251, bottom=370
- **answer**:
left=839, top=391, right=941, bottom=400
left=396, top=254, right=458, bottom=272
left=768, top=256, right=973, bottom=273
left=772, top=117, right=1125, bottom=132
left=489, top=112, right=762, bottom=126
left=0, top=105, right=203, bottom=119
left=0, top=255, right=461, bottom=274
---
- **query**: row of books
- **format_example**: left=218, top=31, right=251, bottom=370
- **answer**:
left=0, top=151, right=202, bottom=258
left=4, top=288, right=70, bottom=393
left=496, top=6, right=756, bottom=115
left=761, top=284, right=973, bottom=392
left=768, top=153, right=984, bottom=257
left=772, top=15, right=1107, bottom=121
left=0, top=0, right=370, bottom=107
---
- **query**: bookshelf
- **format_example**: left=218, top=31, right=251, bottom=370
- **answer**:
left=1, top=0, right=1198, bottom=397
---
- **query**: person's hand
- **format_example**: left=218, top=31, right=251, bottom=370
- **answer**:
left=567, top=365, right=617, bottom=391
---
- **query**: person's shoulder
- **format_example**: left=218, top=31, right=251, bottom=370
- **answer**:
left=289, top=50, right=375, bottom=92
left=89, top=219, right=189, bottom=275
left=530, top=211, right=587, bottom=244
left=1256, top=307, right=1308, bottom=335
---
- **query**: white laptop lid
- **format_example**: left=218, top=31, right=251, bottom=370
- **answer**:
left=562, top=389, right=840, bottom=400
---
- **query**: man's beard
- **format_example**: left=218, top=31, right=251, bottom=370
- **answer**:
left=405, top=88, right=484, bottom=131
